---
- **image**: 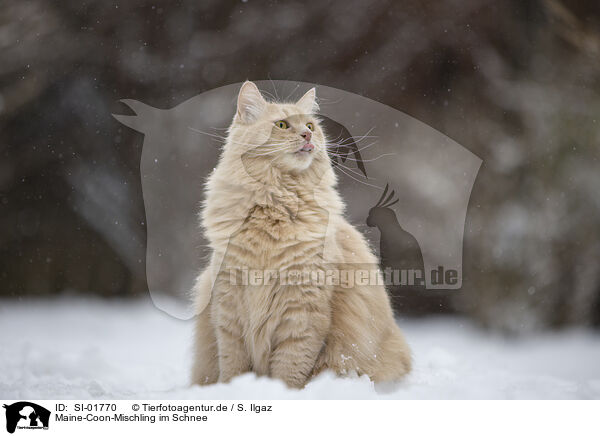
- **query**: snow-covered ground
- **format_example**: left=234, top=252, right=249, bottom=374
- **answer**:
left=1, top=297, right=599, bottom=399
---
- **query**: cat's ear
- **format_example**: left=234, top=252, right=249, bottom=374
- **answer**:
left=296, top=87, right=319, bottom=114
left=236, top=81, right=267, bottom=123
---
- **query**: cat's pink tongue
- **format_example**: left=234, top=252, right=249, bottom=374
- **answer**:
left=300, top=143, right=314, bottom=152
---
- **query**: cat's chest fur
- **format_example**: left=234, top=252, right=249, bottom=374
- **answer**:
left=226, top=201, right=329, bottom=270
left=216, top=200, right=332, bottom=374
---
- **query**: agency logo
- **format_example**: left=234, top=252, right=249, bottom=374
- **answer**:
left=3, top=402, right=50, bottom=434
left=113, top=80, right=481, bottom=319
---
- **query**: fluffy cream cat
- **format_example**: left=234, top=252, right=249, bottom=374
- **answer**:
left=191, top=81, right=411, bottom=388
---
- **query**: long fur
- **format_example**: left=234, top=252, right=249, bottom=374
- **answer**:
left=191, top=82, right=411, bottom=388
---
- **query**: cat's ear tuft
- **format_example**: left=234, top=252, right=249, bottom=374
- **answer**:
left=237, top=81, right=267, bottom=124
left=296, top=87, right=319, bottom=114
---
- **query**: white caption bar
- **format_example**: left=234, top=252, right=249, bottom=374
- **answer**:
left=0, top=400, right=597, bottom=436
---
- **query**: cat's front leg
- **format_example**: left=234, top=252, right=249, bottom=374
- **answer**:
left=213, top=284, right=251, bottom=383
left=214, top=314, right=251, bottom=382
left=269, top=299, right=330, bottom=388
left=216, top=324, right=251, bottom=383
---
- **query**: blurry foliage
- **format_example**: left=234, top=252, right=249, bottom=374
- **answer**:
left=1, top=0, right=599, bottom=331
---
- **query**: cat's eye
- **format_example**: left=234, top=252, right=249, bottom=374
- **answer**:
left=275, top=120, right=289, bottom=129
left=306, top=122, right=314, bottom=131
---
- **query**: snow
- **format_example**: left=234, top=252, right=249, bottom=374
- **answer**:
left=1, top=297, right=599, bottom=399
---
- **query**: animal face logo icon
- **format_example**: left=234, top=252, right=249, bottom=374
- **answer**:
left=368, top=183, right=461, bottom=314
left=3, top=402, right=50, bottom=434
left=367, top=184, right=424, bottom=273
left=113, top=80, right=481, bottom=319
left=366, top=184, right=400, bottom=227
left=367, top=184, right=424, bottom=284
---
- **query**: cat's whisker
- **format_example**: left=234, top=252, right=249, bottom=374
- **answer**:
left=329, top=133, right=377, bottom=144
left=267, top=76, right=280, bottom=100
left=244, top=145, right=296, bottom=156
left=326, top=127, right=378, bottom=147
left=352, top=141, right=380, bottom=154
left=329, top=152, right=397, bottom=163
left=260, top=89, right=278, bottom=102
left=188, top=127, right=228, bottom=142
left=329, top=140, right=379, bottom=155
left=322, top=130, right=345, bottom=144
left=332, top=160, right=378, bottom=180
left=189, top=127, right=291, bottom=150
left=285, top=83, right=301, bottom=101
left=326, top=143, right=373, bottom=156
left=332, top=163, right=381, bottom=188
left=330, top=126, right=376, bottom=141
left=229, top=139, right=296, bottom=149
left=314, top=96, right=344, bottom=106
left=325, top=134, right=378, bottom=148
left=242, top=142, right=292, bottom=149
left=245, top=151, right=291, bottom=157
left=325, top=139, right=375, bottom=152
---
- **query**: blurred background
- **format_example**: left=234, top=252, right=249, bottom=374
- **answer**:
left=1, top=0, right=599, bottom=333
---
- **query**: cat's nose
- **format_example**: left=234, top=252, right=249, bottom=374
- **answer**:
left=300, top=130, right=312, bottom=142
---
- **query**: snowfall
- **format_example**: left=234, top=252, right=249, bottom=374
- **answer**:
left=1, top=297, right=599, bottom=400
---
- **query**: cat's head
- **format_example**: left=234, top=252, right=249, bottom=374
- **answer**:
left=227, top=81, right=328, bottom=177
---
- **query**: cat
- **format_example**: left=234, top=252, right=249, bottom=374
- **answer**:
left=191, top=81, right=411, bottom=388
